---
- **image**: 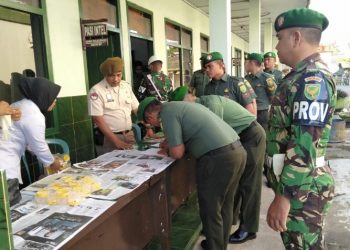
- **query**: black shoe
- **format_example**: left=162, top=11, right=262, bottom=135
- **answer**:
left=200, top=239, right=207, bottom=249
left=228, top=230, right=256, bottom=244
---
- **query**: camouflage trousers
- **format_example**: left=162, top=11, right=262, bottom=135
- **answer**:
left=279, top=166, right=335, bottom=250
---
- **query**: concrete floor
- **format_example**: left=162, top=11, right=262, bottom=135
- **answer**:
left=193, top=128, right=350, bottom=250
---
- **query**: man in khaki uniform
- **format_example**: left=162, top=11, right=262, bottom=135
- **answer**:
left=88, top=57, right=139, bottom=155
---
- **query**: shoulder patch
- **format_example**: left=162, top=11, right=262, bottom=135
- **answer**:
left=292, top=71, right=330, bottom=127
left=238, top=82, right=247, bottom=93
left=304, top=84, right=321, bottom=100
left=266, top=78, right=276, bottom=92
left=90, top=92, right=98, bottom=100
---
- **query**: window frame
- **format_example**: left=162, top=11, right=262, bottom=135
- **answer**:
left=0, top=0, right=59, bottom=135
left=127, top=3, right=153, bottom=42
left=164, top=19, right=193, bottom=87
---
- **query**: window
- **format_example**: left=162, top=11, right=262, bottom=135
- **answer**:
left=200, top=35, right=209, bottom=53
left=233, top=48, right=242, bottom=77
left=0, top=6, right=54, bottom=127
left=10, top=0, right=41, bottom=7
left=81, top=0, right=118, bottom=28
left=165, top=21, right=193, bottom=87
left=127, top=6, right=153, bottom=93
left=128, top=7, right=152, bottom=38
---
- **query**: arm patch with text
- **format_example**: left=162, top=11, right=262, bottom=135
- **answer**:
left=292, top=71, right=330, bottom=127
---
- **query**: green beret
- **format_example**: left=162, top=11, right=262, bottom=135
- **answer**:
left=247, top=53, right=263, bottom=63
left=203, top=52, right=223, bottom=65
left=100, top=57, right=124, bottom=76
left=264, top=52, right=276, bottom=59
left=275, top=8, right=329, bottom=32
left=168, top=86, right=189, bottom=101
left=137, top=97, right=157, bottom=121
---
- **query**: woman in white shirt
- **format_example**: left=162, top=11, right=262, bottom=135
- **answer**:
left=0, top=76, right=61, bottom=206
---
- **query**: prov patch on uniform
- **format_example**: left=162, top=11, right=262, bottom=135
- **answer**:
left=292, top=71, right=330, bottom=127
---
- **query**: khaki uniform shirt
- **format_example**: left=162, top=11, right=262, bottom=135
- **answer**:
left=88, top=79, right=139, bottom=132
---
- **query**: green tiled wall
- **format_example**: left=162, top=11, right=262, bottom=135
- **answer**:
left=55, top=95, right=95, bottom=163
left=20, top=95, right=95, bottom=187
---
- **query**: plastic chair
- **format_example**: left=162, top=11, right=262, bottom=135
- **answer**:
left=21, top=154, right=32, bottom=184
left=38, top=138, right=70, bottom=175
left=45, top=138, right=70, bottom=155
left=132, top=123, right=142, bottom=144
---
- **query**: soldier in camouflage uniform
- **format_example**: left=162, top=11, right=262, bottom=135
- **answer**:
left=137, top=55, right=173, bottom=101
left=266, top=8, right=336, bottom=249
left=264, top=52, right=283, bottom=84
left=245, top=53, right=277, bottom=132
left=204, top=51, right=257, bottom=115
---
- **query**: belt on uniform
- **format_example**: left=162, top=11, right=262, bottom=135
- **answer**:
left=114, top=130, right=130, bottom=135
left=240, top=120, right=258, bottom=135
left=202, top=140, right=242, bottom=157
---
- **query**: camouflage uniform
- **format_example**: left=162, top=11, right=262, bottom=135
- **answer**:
left=137, top=72, right=173, bottom=101
left=204, top=73, right=256, bottom=107
left=267, top=53, right=336, bottom=249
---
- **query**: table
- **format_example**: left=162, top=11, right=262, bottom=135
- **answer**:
left=59, top=154, right=196, bottom=250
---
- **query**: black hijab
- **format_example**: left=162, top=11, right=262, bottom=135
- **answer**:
left=18, top=76, right=61, bottom=114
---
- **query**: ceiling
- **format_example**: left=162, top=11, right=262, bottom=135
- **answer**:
left=185, top=0, right=309, bottom=42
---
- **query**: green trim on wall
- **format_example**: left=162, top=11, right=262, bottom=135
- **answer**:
left=0, top=0, right=43, bottom=15
left=0, top=5, right=30, bottom=24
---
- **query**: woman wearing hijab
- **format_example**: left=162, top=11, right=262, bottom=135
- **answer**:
left=0, top=75, right=61, bottom=206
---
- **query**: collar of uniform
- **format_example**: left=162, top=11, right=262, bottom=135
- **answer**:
left=255, top=71, right=263, bottom=78
left=103, top=78, right=123, bottom=92
left=221, top=73, right=228, bottom=82
left=210, top=73, right=227, bottom=84
left=151, top=72, right=161, bottom=77
left=294, top=53, right=321, bottom=73
left=264, top=69, right=274, bottom=74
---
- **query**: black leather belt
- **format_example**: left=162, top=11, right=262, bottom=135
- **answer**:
left=240, top=120, right=258, bottom=135
left=203, top=140, right=242, bottom=157
left=114, top=130, right=130, bottom=135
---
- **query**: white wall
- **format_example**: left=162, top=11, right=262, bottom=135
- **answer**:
left=0, top=20, right=35, bottom=84
left=45, top=0, right=87, bottom=97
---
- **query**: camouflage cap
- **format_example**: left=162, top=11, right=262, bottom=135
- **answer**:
left=100, top=57, right=124, bottom=76
left=137, top=96, right=157, bottom=121
left=275, top=8, right=329, bottom=32
left=247, top=53, right=264, bottom=63
left=203, top=52, right=223, bottom=65
left=168, top=86, right=189, bottom=101
left=264, top=52, right=277, bottom=59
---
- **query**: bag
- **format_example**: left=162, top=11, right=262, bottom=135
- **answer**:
left=7, top=178, right=21, bottom=206
left=94, top=127, right=104, bottom=146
